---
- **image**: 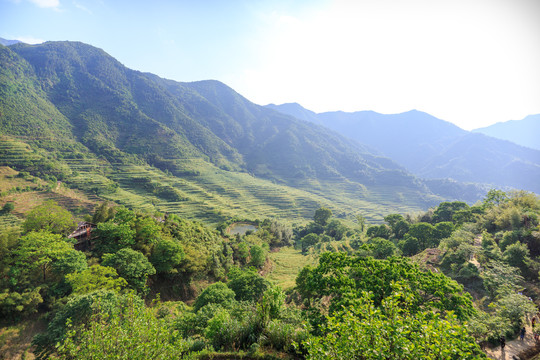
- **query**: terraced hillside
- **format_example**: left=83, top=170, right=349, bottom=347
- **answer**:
left=0, top=41, right=460, bottom=225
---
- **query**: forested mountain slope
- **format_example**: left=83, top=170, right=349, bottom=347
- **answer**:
left=267, top=103, right=540, bottom=194
left=0, top=41, right=485, bottom=224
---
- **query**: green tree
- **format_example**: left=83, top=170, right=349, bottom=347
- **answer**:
left=304, top=292, right=486, bottom=360
left=366, top=224, right=392, bottom=239
left=14, top=231, right=85, bottom=283
left=91, top=202, right=116, bottom=224
left=0, top=288, right=43, bottom=320
left=249, top=244, right=267, bottom=268
left=33, top=290, right=142, bottom=358
left=133, top=216, right=162, bottom=255
left=355, top=214, right=366, bottom=232
left=434, top=221, right=455, bottom=240
left=408, top=222, right=435, bottom=249
left=1, top=202, right=15, bottom=214
left=93, top=221, right=136, bottom=255
left=393, top=220, right=410, bottom=239
left=66, top=265, right=127, bottom=295
left=23, top=200, right=76, bottom=235
left=296, top=253, right=475, bottom=321
left=313, top=207, right=332, bottom=226
left=399, top=235, right=420, bottom=256
left=483, top=189, right=508, bottom=208
left=433, top=201, right=469, bottom=223
left=503, top=242, right=531, bottom=275
left=56, top=294, right=188, bottom=359
left=149, top=237, right=184, bottom=274
left=480, top=261, right=523, bottom=299
left=299, top=233, right=319, bottom=254
left=193, top=282, right=236, bottom=312
left=102, top=248, right=156, bottom=294
left=325, top=219, right=347, bottom=240
left=227, top=267, right=269, bottom=302
left=495, top=293, right=537, bottom=331
left=368, top=237, right=398, bottom=259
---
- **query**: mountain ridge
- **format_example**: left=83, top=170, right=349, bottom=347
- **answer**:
left=267, top=103, right=540, bottom=194
left=472, top=114, right=540, bottom=151
left=1, top=40, right=474, bottom=224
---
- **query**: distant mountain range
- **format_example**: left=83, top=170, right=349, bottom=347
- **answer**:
left=266, top=103, right=540, bottom=194
left=2, top=40, right=486, bottom=223
left=473, top=114, right=540, bottom=151
left=0, top=37, right=21, bottom=46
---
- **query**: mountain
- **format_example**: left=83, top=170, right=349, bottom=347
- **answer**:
left=267, top=104, right=540, bottom=194
left=0, top=41, right=487, bottom=224
left=0, top=37, right=21, bottom=46
left=473, top=114, right=540, bottom=150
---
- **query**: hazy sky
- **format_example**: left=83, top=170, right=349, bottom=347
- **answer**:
left=1, top=0, right=539, bottom=130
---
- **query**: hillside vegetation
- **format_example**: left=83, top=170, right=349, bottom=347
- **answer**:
left=1, top=189, right=539, bottom=359
left=0, top=41, right=484, bottom=226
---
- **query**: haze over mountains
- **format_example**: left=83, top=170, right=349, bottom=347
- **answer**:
left=267, top=103, right=540, bottom=195
left=473, top=114, right=540, bottom=151
left=0, top=40, right=536, bottom=224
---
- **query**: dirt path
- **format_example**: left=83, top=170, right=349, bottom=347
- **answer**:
left=485, top=324, right=540, bottom=360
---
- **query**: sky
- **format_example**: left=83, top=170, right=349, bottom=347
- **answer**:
left=1, top=0, right=539, bottom=130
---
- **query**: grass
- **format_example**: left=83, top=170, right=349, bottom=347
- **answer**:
left=0, top=318, right=47, bottom=360
left=267, top=247, right=317, bottom=290
left=0, top=165, right=97, bottom=223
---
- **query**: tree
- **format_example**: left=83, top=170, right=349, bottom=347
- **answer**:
left=325, top=219, right=347, bottom=240
left=495, top=293, right=537, bottom=331
left=193, top=282, right=236, bottom=312
left=368, top=238, right=398, bottom=259
left=399, top=235, right=420, bottom=256
left=304, top=293, right=486, bottom=360
left=149, top=237, right=184, bottom=274
left=249, top=244, right=267, bottom=268
left=33, top=290, right=143, bottom=358
left=296, top=253, right=475, bottom=321
left=102, top=248, right=156, bottom=294
left=503, top=242, right=531, bottom=274
left=227, top=267, right=269, bottom=302
left=384, top=214, right=404, bottom=228
left=393, top=220, right=410, bottom=239
left=480, top=261, right=523, bottom=299
left=299, top=233, right=319, bottom=254
left=433, top=201, right=469, bottom=223
left=313, top=207, right=332, bottom=226
left=483, top=189, right=508, bottom=208
left=14, top=230, right=85, bottom=283
left=408, top=222, right=435, bottom=249
left=0, top=288, right=43, bottom=320
left=355, top=214, right=366, bottom=232
left=23, top=200, right=76, bottom=235
left=1, top=202, right=15, bottom=214
left=366, top=224, right=392, bottom=239
left=56, top=294, right=189, bottom=360
left=93, top=221, right=136, bottom=255
left=66, top=265, right=127, bottom=295
left=434, top=221, right=455, bottom=240
left=91, top=201, right=116, bottom=224
left=133, top=216, right=161, bottom=255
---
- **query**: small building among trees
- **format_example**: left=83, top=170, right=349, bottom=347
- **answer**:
left=68, top=221, right=96, bottom=251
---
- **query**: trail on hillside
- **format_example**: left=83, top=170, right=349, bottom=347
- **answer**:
left=485, top=323, right=540, bottom=359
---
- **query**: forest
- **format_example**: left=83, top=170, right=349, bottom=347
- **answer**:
left=1, top=188, right=540, bottom=359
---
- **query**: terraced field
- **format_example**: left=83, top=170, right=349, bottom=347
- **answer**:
left=0, top=135, right=438, bottom=226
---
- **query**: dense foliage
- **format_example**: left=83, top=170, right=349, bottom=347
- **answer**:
left=1, top=189, right=539, bottom=359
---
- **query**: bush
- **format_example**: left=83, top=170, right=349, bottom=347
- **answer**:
left=193, top=282, right=235, bottom=312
